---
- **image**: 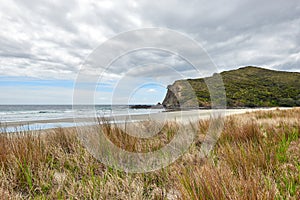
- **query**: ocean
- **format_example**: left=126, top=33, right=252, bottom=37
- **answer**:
left=0, top=105, right=164, bottom=132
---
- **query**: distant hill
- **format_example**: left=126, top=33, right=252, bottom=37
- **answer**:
left=162, top=66, right=300, bottom=108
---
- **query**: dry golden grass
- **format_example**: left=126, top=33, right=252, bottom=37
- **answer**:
left=99, top=118, right=179, bottom=152
left=0, top=108, right=299, bottom=199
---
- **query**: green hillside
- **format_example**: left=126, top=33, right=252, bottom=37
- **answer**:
left=164, top=66, right=300, bottom=108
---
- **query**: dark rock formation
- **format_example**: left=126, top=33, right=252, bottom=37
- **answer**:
left=129, top=105, right=152, bottom=109
left=130, top=103, right=164, bottom=109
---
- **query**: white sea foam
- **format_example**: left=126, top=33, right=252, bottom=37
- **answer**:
left=0, top=105, right=164, bottom=131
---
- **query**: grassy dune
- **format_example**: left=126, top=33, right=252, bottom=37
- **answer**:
left=0, top=108, right=300, bottom=199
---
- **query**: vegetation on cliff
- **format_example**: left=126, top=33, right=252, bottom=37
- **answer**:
left=163, top=66, right=300, bottom=108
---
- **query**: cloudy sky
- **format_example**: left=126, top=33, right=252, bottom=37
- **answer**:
left=0, top=0, right=299, bottom=104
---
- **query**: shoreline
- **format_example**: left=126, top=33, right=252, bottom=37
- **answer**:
left=0, top=107, right=294, bottom=131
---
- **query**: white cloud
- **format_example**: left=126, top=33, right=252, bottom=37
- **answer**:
left=147, top=89, right=156, bottom=93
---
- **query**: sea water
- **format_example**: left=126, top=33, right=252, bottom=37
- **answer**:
left=0, top=105, right=164, bottom=132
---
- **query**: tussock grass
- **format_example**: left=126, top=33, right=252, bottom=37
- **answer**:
left=0, top=108, right=300, bottom=199
left=99, top=118, right=179, bottom=152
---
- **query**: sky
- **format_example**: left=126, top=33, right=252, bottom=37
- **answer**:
left=0, top=0, right=299, bottom=104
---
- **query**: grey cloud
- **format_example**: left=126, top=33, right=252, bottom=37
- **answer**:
left=13, top=0, right=79, bottom=33
left=274, top=61, right=300, bottom=72
left=0, top=0, right=299, bottom=82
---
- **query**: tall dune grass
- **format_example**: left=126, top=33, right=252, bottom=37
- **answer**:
left=0, top=108, right=299, bottom=199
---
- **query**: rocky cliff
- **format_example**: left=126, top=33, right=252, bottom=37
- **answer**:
left=162, top=80, right=200, bottom=109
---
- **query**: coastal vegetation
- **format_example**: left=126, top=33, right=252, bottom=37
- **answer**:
left=0, top=108, right=299, bottom=199
left=163, top=66, right=300, bottom=108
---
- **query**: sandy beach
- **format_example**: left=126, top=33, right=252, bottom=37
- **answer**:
left=1, top=107, right=292, bottom=129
